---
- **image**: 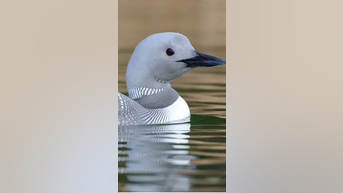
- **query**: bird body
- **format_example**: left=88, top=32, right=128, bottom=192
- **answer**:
left=118, top=32, right=225, bottom=126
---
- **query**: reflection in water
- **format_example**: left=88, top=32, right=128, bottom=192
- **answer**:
left=119, top=124, right=194, bottom=192
left=118, top=123, right=225, bottom=192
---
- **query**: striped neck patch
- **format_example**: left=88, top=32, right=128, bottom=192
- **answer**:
left=128, top=87, right=164, bottom=99
left=155, top=78, right=168, bottom=84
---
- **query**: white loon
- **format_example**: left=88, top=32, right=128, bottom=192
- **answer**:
left=118, top=32, right=225, bottom=126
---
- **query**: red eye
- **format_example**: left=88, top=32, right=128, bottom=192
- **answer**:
left=166, top=48, right=174, bottom=56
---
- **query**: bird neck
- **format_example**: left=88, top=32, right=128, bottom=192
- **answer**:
left=127, top=83, right=180, bottom=109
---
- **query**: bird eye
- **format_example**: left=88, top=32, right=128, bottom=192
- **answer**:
left=166, top=48, right=174, bottom=56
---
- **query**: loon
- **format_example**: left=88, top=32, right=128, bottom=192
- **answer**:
left=118, top=32, right=225, bottom=126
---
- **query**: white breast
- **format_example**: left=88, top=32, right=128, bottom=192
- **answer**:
left=162, top=96, right=190, bottom=124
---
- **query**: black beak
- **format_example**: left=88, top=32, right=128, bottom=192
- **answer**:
left=176, top=51, right=226, bottom=68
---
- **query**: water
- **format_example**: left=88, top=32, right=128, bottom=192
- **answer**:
left=118, top=1, right=226, bottom=191
left=118, top=47, right=226, bottom=192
